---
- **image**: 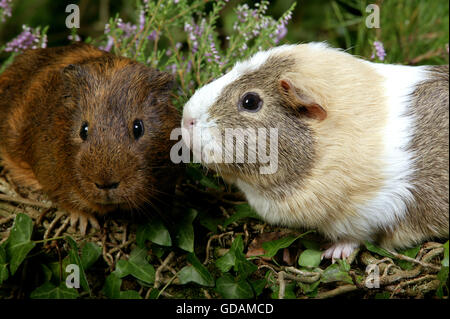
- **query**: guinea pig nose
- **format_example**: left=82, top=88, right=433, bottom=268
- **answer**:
left=95, top=182, right=120, bottom=190
left=183, top=117, right=196, bottom=128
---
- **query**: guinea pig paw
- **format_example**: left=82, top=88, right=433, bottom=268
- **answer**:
left=68, top=211, right=100, bottom=235
left=321, top=241, right=359, bottom=263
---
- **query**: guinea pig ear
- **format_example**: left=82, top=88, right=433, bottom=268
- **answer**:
left=61, top=64, right=86, bottom=97
left=149, top=70, right=176, bottom=93
left=279, top=79, right=327, bottom=121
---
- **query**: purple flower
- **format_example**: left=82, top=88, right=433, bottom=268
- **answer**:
left=138, top=10, right=145, bottom=31
left=0, top=0, right=12, bottom=21
left=147, top=30, right=158, bottom=41
left=373, top=40, right=386, bottom=61
left=4, top=25, right=47, bottom=52
left=99, top=35, right=114, bottom=52
left=117, top=20, right=137, bottom=38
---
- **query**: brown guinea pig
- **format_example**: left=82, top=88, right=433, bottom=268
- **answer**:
left=182, top=42, right=449, bottom=260
left=0, top=43, right=180, bottom=234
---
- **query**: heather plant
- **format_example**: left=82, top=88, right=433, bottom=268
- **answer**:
left=96, top=0, right=293, bottom=110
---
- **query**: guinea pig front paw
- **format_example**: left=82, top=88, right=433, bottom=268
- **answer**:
left=68, top=210, right=100, bottom=235
left=321, top=241, right=360, bottom=262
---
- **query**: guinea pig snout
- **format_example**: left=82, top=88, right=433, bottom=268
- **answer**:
left=95, top=181, right=120, bottom=190
left=183, top=117, right=196, bottom=129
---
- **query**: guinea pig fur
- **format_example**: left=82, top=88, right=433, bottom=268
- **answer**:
left=0, top=43, right=180, bottom=234
left=182, top=42, right=449, bottom=260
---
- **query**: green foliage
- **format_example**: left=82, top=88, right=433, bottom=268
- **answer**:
left=114, top=247, right=156, bottom=285
left=178, top=253, right=215, bottom=287
left=136, top=219, right=172, bottom=247
left=5, top=213, right=36, bottom=275
left=174, top=208, right=197, bottom=252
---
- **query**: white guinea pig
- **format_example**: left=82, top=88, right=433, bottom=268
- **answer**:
left=182, top=42, right=449, bottom=260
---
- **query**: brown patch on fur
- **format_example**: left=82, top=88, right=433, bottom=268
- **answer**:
left=381, top=65, right=449, bottom=248
left=0, top=43, right=180, bottom=230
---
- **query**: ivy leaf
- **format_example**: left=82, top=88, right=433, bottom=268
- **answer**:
left=30, top=282, right=79, bottom=299
left=186, top=165, right=220, bottom=190
left=178, top=253, right=215, bottom=287
left=0, top=244, right=9, bottom=284
left=250, top=278, right=266, bottom=297
left=5, top=213, right=36, bottom=275
left=397, top=245, right=421, bottom=270
left=442, top=241, right=449, bottom=267
left=81, top=242, right=102, bottom=270
left=298, top=249, right=322, bottom=268
left=270, top=282, right=297, bottom=299
left=174, top=209, right=197, bottom=253
left=262, top=231, right=312, bottom=258
left=66, top=236, right=91, bottom=295
left=215, top=235, right=244, bottom=273
left=115, top=247, right=155, bottom=284
left=364, top=241, right=395, bottom=259
left=298, top=280, right=321, bottom=297
left=119, top=290, right=142, bottom=299
left=321, top=263, right=353, bottom=284
left=102, top=273, right=122, bottom=299
left=136, top=219, right=172, bottom=247
left=223, top=204, right=260, bottom=228
left=215, top=274, right=254, bottom=299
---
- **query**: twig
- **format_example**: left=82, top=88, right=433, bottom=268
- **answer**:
left=154, top=252, right=176, bottom=289
left=0, top=193, right=53, bottom=209
left=386, top=249, right=441, bottom=271
left=315, top=285, right=358, bottom=299
left=278, top=271, right=286, bottom=299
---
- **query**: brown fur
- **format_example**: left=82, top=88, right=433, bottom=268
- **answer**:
left=0, top=43, right=180, bottom=229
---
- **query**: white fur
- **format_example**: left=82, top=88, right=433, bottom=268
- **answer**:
left=340, top=63, right=429, bottom=236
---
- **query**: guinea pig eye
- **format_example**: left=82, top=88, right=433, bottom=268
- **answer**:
left=80, top=122, right=89, bottom=141
left=133, top=119, right=145, bottom=140
left=239, top=92, right=262, bottom=112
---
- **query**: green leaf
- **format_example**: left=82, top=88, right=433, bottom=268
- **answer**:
left=186, top=165, right=220, bottom=190
left=397, top=245, right=421, bottom=270
left=5, top=213, right=36, bottom=275
left=215, top=235, right=257, bottom=279
left=115, top=247, right=155, bottom=284
left=300, top=239, right=321, bottom=250
left=175, top=209, right=197, bottom=252
left=178, top=253, right=215, bottom=287
left=298, top=249, right=322, bottom=268
left=40, top=264, right=53, bottom=283
left=262, top=232, right=312, bottom=258
left=81, top=242, right=102, bottom=270
left=375, top=292, right=391, bottom=299
left=119, top=290, right=142, bottom=299
left=223, top=204, right=260, bottom=228
left=321, top=263, right=353, bottom=284
left=298, top=280, right=321, bottom=297
left=215, top=251, right=236, bottom=273
left=364, top=241, right=395, bottom=259
left=66, top=236, right=91, bottom=295
left=270, top=282, right=297, bottom=299
left=30, top=282, right=79, bottom=299
left=136, top=219, right=172, bottom=247
left=250, top=279, right=266, bottom=297
left=197, top=210, right=224, bottom=233
left=442, top=241, right=449, bottom=267
left=0, top=245, right=9, bottom=284
left=215, top=274, right=254, bottom=299
left=102, top=273, right=122, bottom=299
